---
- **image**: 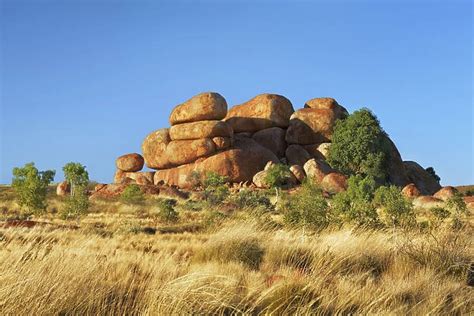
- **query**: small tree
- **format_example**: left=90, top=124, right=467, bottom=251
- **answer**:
left=121, top=184, right=144, bottom=204
left=327, top=108, right=391, bottom=182
left=265, top=164, right=292, bottom=188
left=62, top=185, right=89, bottom=219
left=12, top=163, right=55, bottom=214
left=156, top=199, right=179, bottom=223
left=203, top=172, right=229, bottom=205
left=63, top=162, right=89, bottom=196
left=374, top=185, right=415, bottom=227
left=62, top=162, right=90, bottom=219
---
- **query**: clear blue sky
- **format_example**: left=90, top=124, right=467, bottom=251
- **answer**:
left=1, top=0, right=472, bottom=185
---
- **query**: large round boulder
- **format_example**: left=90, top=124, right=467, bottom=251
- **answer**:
left=252, top=127, right=287, bottom=158
left=303, top=158, right=333, bottom=183
left=169, top=92, right=227, bottom=125
left=290, top=165, right=306, bottom=183
left=253, top=170, right=269, bottom=189
left=169, top=120, right=233, bottom=140
left=385, top=137, right=409, bottom=187
left=404, top=161, right=441, bottom=195
left=166, top=138, right=216, bottom=165
left=433, top=186, right=458, bottom=201
left=321, top=172, right=348, bottom=194
left=154, top=137, right=279, bottom=188
left=116, top=153, right=144, bottom=172
left=401, top=183, right=421, bottom=198
left=304, top=97, right=349, bottom=119
left=224, top=94, right=294, bottom=133
left=142, top=128, right=174, bottom=170
left=285, top=108, right=345, bottom=145
left=285, top=144, right=312, bottom=167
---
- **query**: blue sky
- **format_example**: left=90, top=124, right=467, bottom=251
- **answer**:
left=0, top=0, right=472, bottom=185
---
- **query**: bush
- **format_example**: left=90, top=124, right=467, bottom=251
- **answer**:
left=186, top=171, right=203, bottom=189
left=282, top=180, right=331, bottom=230
left=155, top=199, right=179, bottom=223
left=63, top=162, right=89, bottom=196
left=203, top=172, right=229, bottom=205
left=12, top=162, right=55, bottom=214
left=374, top=185, right=415, bottom=226
left=331, top=175, right=380, bottom=226
left=264, top=164, right=292, bottom=188
left=445, top=194, right=468, bottom=229
left=121, top=184, right=144, bottom=204
left=62, top=186, right=89, bottom=220
left=232, top=189, right=273, bottom=211
left=327, top=108, right=391, bottom=182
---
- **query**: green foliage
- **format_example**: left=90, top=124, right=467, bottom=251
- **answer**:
left=282, top=180, right=331, bottom=229
left=12, top=162, right=55, bottom=214
left=120, top=184, right=144, bottom=204
left=62, top=186, right=89, bottom=220
left=429, top=207, right=450, bottom=228
left=232, top=189, right=273, bottom=211
left=425, top=167, right=441, bottom=183
left=63, top=162, right=89, bottom=196
left=445, top=194, right=468, bottom=229
left=156, top=198, right=179, bottom=223
left=203, top=172, right=229, bottom=205
left=374, top=185, right=415, bottom=226
left=327, top=108, right=390, bottom=182
left=331, top=175, right=380, bottom=226
left=463, top=189, right=474, bottom=197
left=186, top=170, right=203, bottom=189
left=264, top=164, right=292, bottom=188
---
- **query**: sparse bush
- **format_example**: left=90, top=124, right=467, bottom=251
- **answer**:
left=12, top=162, right=55, bottom=214
left=232, top=189, right=273, bottom=211
left=445, top=194, right=468, bottom=229
left=265, top=164, right=292, bottom=188
left=155, top=198, right=179, bottom=223
left=331, top=175, right=380, bottom=226
left=121, top=184, right=144, bottom=204
left=429, top=207, right=450, bottom=228
left=203, top=172, right=229, bottom=205
left=327, top=108, right=391, bottom=182
left=282, top=180, right=331, bottom=229
left=374, top=185, right=415, bottom=227
left=186, top=171, right=203, bottom=189
left=62, top=186, right=89, bottom=220
left=63, top=162, right=89, bottom=196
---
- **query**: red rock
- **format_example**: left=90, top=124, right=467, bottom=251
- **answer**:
left=166, top=138, right=216, bottom=165
left=285, top=144, right=312, bottom=167
left=252, top=127, right=287, bottom=157
left=433, top=186, right=458, bottom=201
left=142, top=128, right=174, bottom=169
left=253, top=170, right=269, bottom=189
left=404, top=161, right=441, bottom=195
left=212, top=137, right=232, bottom=151
left=225, top=94, right=294, bottom=133
left=304, top=97, right=349, bottom=119
left=321, top=172, right=347, bottom=194
left=401, top=183, right=421, bottom=198
left=290, top=165, right=306, bottom=183
left=169, top=92, right=227, bottom=125
left=169, top=120, right=233, bottom=140
left=116, top=153, right=144, bottom=172
left=56, top=181, right=70, bottom=196
left=303, top=158, right=333, bottom=183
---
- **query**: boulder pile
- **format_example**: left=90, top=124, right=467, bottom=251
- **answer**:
left=104, top=91, right=442, bottom=196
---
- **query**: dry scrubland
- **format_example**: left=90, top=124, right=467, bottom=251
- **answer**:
left=0, top=186, right=473, bottom=315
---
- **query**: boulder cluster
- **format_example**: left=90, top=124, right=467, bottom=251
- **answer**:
left=100, top=91, right=444, bottom=198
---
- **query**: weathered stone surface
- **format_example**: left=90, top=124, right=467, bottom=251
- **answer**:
left=304, top=97, right=349, bottom=118
left=253, top=170, right=269, bottom=189
left=413, top=196, right=444, bottom=209
left=154, top=137, right=279, bottom=188
left=56, top=181, right=70, bottom=196
left=166, top=138, right=216, bottom=165
left=169, top=120, right=233, bottom=140
left=286, top=108, right=345, bottom=145
left=252, top=127, right=287, bottom=157
left=402, top=183, right=421, bottom=198
left=116, top=153, right=144, bottom=172
left=264, top=161, right=276, bottom=171
left=404, top=161, right=441, bottom=195
left=385, top=137, right=409, bottom=187
left=114, top=169, right=128, bottom=184
left=315, top=143, right=331, bottom=159
left=94, top=183, right=107, bottom=192
left=303, top=158, right=333, bottom=183
left=433, top=186, right=458, bottom=201
left=225, top=94, right=294, bottom=133
left=321, top=172, right=347, bottom=194
left=302, top=143, right=326, bottom=161
left=142, top=128, right=174, bottom=169
left=90, top=183, right=160, bottom=199
left=169, top=92, right=227, bottom=125
left=212, top=137, right=232, bottom=151
left=286, top=144, right=312, bottom=167
left=290, top=165, right=305, bottom=183
left=124, top=171, right=155, bottom=185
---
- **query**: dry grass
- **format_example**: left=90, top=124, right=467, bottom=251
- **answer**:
left=0, top=186, right=472, bottom=315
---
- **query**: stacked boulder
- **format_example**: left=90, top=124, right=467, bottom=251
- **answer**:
left=114, top=153, right=154, bottom=185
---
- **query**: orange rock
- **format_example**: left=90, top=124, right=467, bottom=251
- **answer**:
left=286, top=144, right=312, bottom=167
left=304, top=97, right=348, bottom=118
left=303, top=158, right=333, bottom=183
left=321, top=172, right=347, bottom=194
left=123, top=171, right=155, bottom=185
left=402, top=183, right=421, bottom=198
left=286, top=108, right=345, bottom=145
left=404, top=161, right=441, bottom=195
left=225, top=94, right=294, bottom=133
left=290, top=165, right=306, bottom=183
left=169, top=120, right=233, bottom=140
left=252, top=127, right=287, bottom=158
left=302, top=143, right=327, bottom=161
left=116, top=153, right=144, bottom=172
left=56, top=181, right=70, bottom=196
left=142, top=128, right=174, bottom=169
left=253, top=170, right=269, bottom=189
left=212, top=137, right=232, bottom=151
left=169, top=92, right=227, bottom=125
left=433, top=186, right=458, bottom=201
left=413, top=196, right=444, bottom=209
left=166, top=138, right=216, bottom=165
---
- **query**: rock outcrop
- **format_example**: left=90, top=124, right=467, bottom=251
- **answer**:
left=402, top=183, right=421, bottom=198
left=169, top=92, right=227, bottom=125
left=116, top=153, right=144, bottom=172
left=433, top=186, right=458, bottom=201
left=404, top=161, right=441, bottom=195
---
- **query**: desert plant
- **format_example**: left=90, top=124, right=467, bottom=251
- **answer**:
left=264, top=164, right=292, bottom=188
left=62, top=185, right=89, bottom=220
left=331, top=175, right=380, bottom=226
left=374, top=185, right=415, bottom=227
left=445, top=194, right=468, bottom=229
left=282, top=180, right=331, bottom=229
left=121, top=184, right=144, bottom=204
left=156, top=198, right=179, bottom=223
left=186, top=171, right=203, bottom=189
left=327, top=108, right=391, bottom=182
left=203, top=172, right=229, bottom=205
left=11, top=162, right=55, bottom=214
left=232, top=189, right=273, bottom=211
left=63, top=162, right=89, bottom=196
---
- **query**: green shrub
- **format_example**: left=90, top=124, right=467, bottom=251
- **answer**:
left=331, top=175, right=380, bottom=226
left=12, top=162, right=55, bottom=214
left=62, top=186, right=89, bottom=220
left=203, top=172, right=229, bottom=205
left=63, top=162, right=89, bottom=196
left=120, top=184, right=144, bottom=204
left=265, top=164, right=292, bottom=188
left=156, top=198, right=179, bottom=223
left=282, top=180, right=331, bottom=230
left=327, top=108, right=391, bottom=182
left=186, top=170, right=203, bottom=189
left=445, top=194, right=468, bottom=229
left=232, top=189, right=273, bottom=211
left=374, top=185, right=415, bottom=226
